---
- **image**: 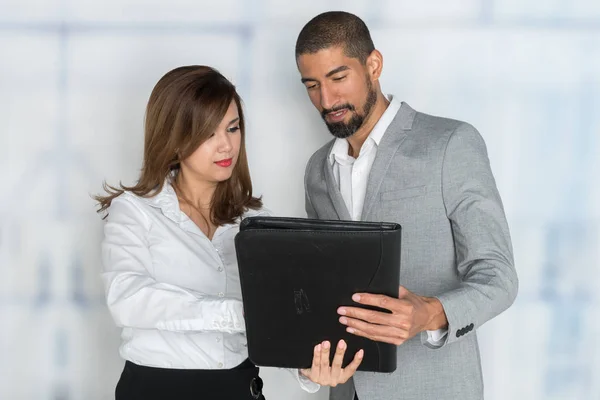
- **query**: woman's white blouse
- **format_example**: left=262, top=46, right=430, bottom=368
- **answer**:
left=101, top=182, right=318, bottom=392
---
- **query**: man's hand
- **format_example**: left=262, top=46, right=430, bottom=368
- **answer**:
left=300, top=340, right=363, bottom=387
left=337, top=286, right=448, bottom=346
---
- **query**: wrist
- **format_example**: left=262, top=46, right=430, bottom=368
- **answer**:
left=424, top=297, right=448, bottom=331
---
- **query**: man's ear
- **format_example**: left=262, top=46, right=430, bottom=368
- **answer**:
left=366, top=49, right=383, bottom=81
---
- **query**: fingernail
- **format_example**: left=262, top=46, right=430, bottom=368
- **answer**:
left=352, top=294, right=361, bottom=302
left=323, top=341, right=330, bottom=349
left=339, top=317, right=348, bottom=324
left=338, top=340, right=346, bottom=349
left=316, top=344, right=321, bottom=351
left=358, top=349, right=364, bottom=358
left=347, top=327, right=355, bottom=334
left=338, top=307, right=347, bottom=315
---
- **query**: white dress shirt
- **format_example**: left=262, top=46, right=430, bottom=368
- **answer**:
left=101, top=180, right=319, bottom=392
left=328, top=94, right=448, bottom=346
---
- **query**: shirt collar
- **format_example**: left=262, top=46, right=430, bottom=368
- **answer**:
left=135, top=177, right=183, bottom=224
left=136, top=175, right=265, bottom=226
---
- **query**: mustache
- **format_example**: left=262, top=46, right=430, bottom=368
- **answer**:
left=321, top=103, right=356, bottom=119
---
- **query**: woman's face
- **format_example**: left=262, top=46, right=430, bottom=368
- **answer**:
left=180, top=100, right=242, bottom=185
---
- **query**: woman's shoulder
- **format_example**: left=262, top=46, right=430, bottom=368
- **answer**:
left=105, top=191, right=153, bottom=226
left=108, top=190, right=145, bottom=209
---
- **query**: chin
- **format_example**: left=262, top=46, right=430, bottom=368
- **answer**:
left=213, top=172, right=234, bottom=183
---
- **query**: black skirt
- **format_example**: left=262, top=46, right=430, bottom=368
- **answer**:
left=115, top=358, right=265, bottom=400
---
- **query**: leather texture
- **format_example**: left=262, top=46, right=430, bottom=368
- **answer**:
left=235, top=216, right=401, bottom=373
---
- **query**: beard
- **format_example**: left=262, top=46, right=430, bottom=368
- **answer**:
left=321, top=79, right=377, bottom=139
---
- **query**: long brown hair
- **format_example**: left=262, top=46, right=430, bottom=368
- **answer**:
left=94, top=65, right=262, bottom=223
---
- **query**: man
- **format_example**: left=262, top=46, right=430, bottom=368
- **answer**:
left=295, top=11, right=518, bottom=400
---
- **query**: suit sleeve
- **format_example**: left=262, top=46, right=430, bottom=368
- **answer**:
left=429, top=123, right=518, bottom=347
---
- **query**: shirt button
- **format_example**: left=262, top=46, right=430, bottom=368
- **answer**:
left=216, top=337, right=221, bottom=343
left=218, top=267, right=223, bottom=272
left=218, top=292, right=224, bottom=297
left=218, top=362, right=223, bottom=368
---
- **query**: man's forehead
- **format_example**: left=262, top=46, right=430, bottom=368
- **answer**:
left=298, top=49, right=359, bottom=74
left=298, top=46, right=346, bottom=63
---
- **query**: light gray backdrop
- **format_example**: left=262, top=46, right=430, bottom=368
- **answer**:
left=1, top=1, right=599, bottom=399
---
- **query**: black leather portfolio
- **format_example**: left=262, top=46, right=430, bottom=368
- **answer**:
left=234, top=216, right=401, bottom=373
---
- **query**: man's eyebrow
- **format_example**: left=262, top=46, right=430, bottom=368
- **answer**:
left=325, top=65, right=350, bottom=78
left=300, top=66, right=350, bottom=84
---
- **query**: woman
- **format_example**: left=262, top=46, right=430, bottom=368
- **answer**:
left=95, top=65, right=361, bottom=399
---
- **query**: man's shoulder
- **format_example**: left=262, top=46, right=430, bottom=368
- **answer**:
left=406, top=107, right=485, bottom=150
left=412, top=108, right=469, bottom=134
left=407, top=107, right=490, bottom=165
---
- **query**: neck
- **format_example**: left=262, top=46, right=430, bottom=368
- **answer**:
left=174, top=169, right=217, bottom=210
left=346, top=92, right=389, bottom=158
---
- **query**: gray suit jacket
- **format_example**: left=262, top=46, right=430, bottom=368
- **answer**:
left=304, top=102, right=518, bottom=400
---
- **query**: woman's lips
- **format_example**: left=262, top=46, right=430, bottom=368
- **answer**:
left=215, top=158, right=233, bottom=167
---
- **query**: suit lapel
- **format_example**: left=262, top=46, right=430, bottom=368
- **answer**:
left=323, top=150, right=352, bottom=220
left=361, top=102, right=417, bottom=220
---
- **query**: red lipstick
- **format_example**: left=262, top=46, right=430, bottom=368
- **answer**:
left=215, top=158, right=233, bottom=167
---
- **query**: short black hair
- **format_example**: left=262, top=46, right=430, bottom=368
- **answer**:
left=295, top=11, right=375, bottom=64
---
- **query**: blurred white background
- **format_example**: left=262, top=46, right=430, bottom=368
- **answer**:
left=1, top=0, right=599, bottom=399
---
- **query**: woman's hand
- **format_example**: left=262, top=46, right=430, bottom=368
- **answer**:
left=300, top=340, right=363, bottom=387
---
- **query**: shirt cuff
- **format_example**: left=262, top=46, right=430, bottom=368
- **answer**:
left=426, top=328, right=448, bottom=347
left=290, top=369, right=320, bottom=393
left=208, top=299, right=246, bottom=334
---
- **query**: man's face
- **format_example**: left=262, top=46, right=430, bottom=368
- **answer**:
left=297, top=46, right=377, bottom=139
